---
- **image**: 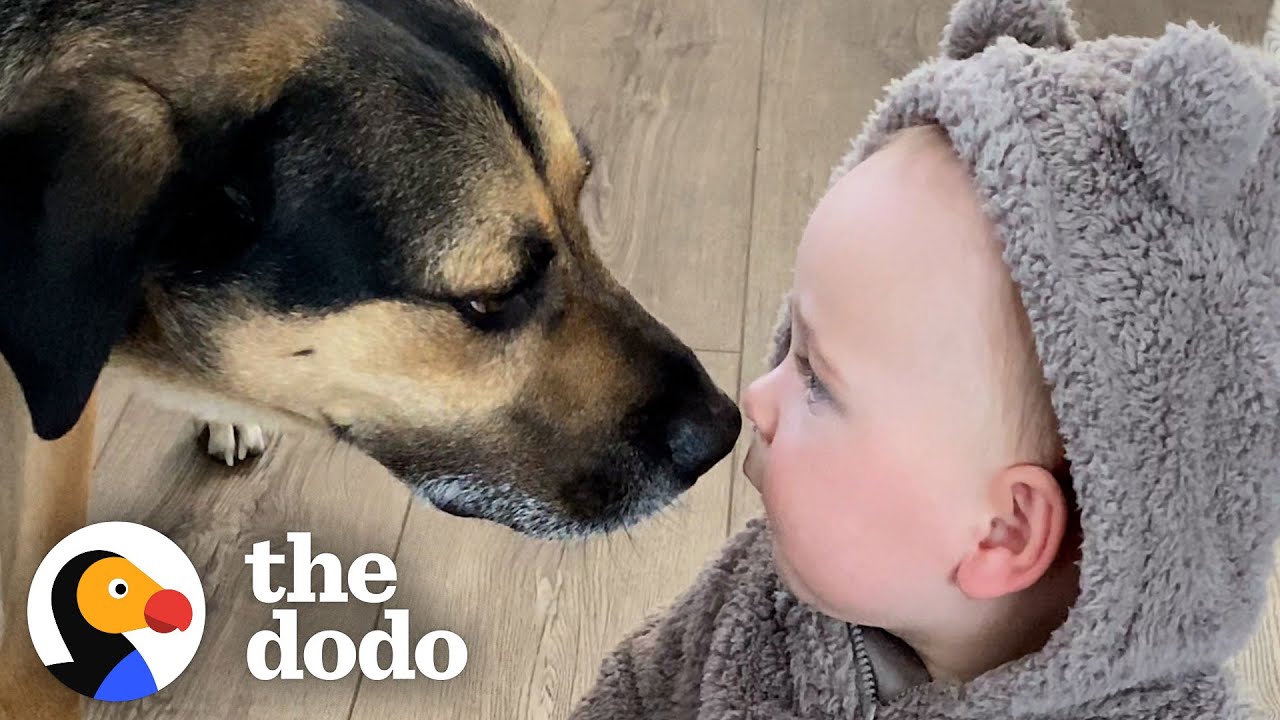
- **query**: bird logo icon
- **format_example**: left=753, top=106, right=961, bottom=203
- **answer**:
left=28, top=522, right=205, bottom=702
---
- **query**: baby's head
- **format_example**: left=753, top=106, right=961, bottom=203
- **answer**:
left=743, top=125, right=1076, bottom=677
left=740, top=0, right=1280, bottom=700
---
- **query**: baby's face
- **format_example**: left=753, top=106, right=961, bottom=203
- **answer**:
left=743, top=128, right=1014, bottom=629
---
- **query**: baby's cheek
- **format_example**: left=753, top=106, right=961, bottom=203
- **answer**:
left=762, top=439, right=870, bottom=538
left=759, top=449, right=825, bottom=535
left=762, top=440, right=946, bottom=624
left=761, top=453, right=868, bottom=605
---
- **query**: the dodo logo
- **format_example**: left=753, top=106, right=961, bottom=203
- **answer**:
left=27, top=522, right=205, bottom=702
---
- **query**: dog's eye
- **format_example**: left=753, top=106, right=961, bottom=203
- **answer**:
left=468, top=297, right=506, bottom=315
left=453, top=291, right=534, bottom=333
left=451, top=237, right=553, bottom=332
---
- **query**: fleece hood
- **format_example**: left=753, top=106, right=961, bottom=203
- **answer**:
left=807, top=0, right=1280, bottom=713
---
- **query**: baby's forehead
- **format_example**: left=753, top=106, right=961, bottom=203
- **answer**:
left=877, top=125, right=957, bottom=167
left=805, top=125, right=996, bottom=272
left=796, top=124, right=1017, bottom=356
left=838, top=126, right=974, bottom=211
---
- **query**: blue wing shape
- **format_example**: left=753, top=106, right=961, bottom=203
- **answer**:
left=94, top=649, right=158, bottom=702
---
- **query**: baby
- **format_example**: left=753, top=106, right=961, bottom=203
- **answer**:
left=569, top=1, right=1280, bottom=719
left=743, top=123, right=1077, bottom=686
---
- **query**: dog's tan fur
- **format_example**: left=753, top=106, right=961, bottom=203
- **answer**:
left=216, top=300, right=534, bottom=426
left=45, top=0, right=341, bottom=116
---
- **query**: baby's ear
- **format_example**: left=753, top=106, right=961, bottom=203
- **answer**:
left=941, top=0, right=1078, bottom=59
left=955, top=466, right=1069, bottom=600
left=1128, top=23, right=1273, bottom=217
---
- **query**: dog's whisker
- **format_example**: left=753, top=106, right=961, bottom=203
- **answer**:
left=622, top=524, right=639, bottom=556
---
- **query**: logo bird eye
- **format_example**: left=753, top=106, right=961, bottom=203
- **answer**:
left=109, top=579, right=128, bottom=599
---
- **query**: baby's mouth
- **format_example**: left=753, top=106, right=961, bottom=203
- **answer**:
left=743, top=433, right=763, bottom=491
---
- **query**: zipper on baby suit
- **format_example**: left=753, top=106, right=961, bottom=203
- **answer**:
left=847, top=624, right=878, bottom=720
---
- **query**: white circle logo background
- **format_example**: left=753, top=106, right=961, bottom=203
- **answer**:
left=27, top=521, right=206, bottom=693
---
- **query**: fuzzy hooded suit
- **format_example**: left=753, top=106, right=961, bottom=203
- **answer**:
left=568, top=1, right=1280, bottom=718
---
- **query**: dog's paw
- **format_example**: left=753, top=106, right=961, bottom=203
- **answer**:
left=199, top=419, right=267, bottom=466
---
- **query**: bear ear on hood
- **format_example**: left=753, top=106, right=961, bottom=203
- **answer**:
left=940, top=0, right=1078, bottom=59
left=1128, top=22, right=1273, bottom=216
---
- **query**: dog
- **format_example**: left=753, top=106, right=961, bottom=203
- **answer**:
left=0, top=0, right=742, bottom=715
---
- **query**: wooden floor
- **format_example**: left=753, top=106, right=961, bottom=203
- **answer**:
left=84, top=2, right=1277, bottom=719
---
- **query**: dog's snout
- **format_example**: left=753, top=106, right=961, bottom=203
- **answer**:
left=666, top=391, right=741, bottom=485
left=617, top=341, right=743, bottom=492
left=624, top=340, right=740, bottom=487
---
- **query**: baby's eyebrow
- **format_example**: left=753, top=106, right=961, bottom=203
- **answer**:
left=791, top=299, right=844, bottom=390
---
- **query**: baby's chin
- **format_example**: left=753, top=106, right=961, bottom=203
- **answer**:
left=771, top=540, right=822, bottom=609
left=770, top=534, right=871, bottom=625
left=761, top=499, right=846, bottom=614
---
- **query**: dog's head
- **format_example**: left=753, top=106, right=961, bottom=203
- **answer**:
left=0, top=0, right=741, bottom=537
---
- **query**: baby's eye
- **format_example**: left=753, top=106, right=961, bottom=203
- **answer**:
left=794, top=354, right=830, bottom=406
left=805, top=373, right=831, bottom=405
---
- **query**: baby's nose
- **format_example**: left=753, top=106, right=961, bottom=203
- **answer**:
left=742, top=375, right=776, bottom=444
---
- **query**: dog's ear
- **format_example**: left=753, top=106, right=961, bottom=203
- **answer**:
left=0, top=77, right=180, bottom=440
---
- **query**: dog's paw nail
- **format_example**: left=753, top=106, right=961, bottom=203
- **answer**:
left=244, top=425, right=267, bottom=455
left=203, top=420, right=265, bottom=466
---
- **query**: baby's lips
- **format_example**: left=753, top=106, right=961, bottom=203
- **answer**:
left=144, top=588, right=193, bottom=633
left=743, top=436, right=764, bottom=490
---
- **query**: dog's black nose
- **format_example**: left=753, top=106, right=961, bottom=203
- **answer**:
left=620, top=340, right=744, bottom=491
left=666, top=390, right=742, bottom=487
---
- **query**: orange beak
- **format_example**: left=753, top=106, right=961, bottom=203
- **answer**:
left=144, top=588, right=192, bottom=633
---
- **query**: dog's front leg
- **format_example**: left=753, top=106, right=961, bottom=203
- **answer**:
left=0, top=365, right=94, bottom=720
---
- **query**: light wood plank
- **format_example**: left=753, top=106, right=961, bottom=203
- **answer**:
left=530, top=0, right=766, bottom=353
left=349, top=351, right=739, bottom=720
left=730, top=0, right=953, bottom=534
left=474, top=0, right=557, bottom=57
left=1072, top=0, right=1269, bottom=43
left=85, top=387, right=411, bottom=720
left=1230, top=539, right=1280, bottom=716
left=91, top=370, right=138, bottom=460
